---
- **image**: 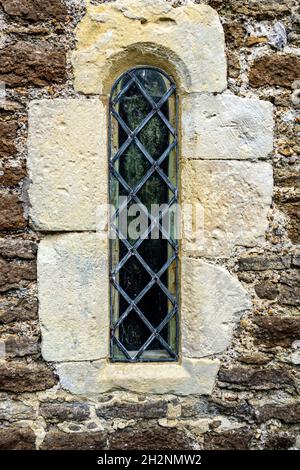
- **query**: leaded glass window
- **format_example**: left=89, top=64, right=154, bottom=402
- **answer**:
left=109, top=67, right=179, bottom=362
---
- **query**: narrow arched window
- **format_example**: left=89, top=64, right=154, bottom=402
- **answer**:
left=109, top=67, right=179, bottom=362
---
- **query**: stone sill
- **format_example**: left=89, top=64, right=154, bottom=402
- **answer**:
left=56, top=358, right=220, bottom=397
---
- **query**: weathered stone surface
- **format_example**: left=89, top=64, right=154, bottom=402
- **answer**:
left=275, top=166, right=300, bottom=188
left=276, top=137, right=299, bottom=159
left=208, top=397, right=251, bottom=420
left=182, top=95, right=273, bottom=160
left=0, top=100, right=23, bottom=112
left=182, top=161, right=273, bottom=257
left=0, top=361, right=57, bottom=392
left=288, top=16, right=300, bottom=46
left=255, top=402, right=300, bottom=424
left=279, top=270, right=300, bottom=306
left=224, top=22, right=247, bottom=47
left=0, top=0, right=67, bottom=22
left=293, top=255, right=300, bottom=268
left=254, top=281, right=278, bottom=300
left=56, top=358, right=220, bottom=396
left=3, top=24, right=49, bottom=35
left=219, top=366, right=296, bottom=391
left=246, top=35, right=268, bottom=48
left=40, top=401, right=90, bottom=422
left=0, top=427, right=35, bottom=450
left=0, top=161, right=26, bottom=187
left=227, top=50, right=241, bottom=79
left=38, top=233, right=109, bottom=361
left=41, top=429, right=106, bottom=450
left=212, top=0, right=295, bottom=19
left=263, top=432, right=296, bottom=450
left=204, top=427, right=253, bottom=450
left=239, top=255, right=291, bottom=271
left=0, top=238, right=37, bottom=259
left=280, top=270, right=300, bottom=288
left=248, top=36, right=272, bottom=49
left=0, top=294, right=38, bottom=324
left=0, top=42, right=66, bottom=87
left=0, top=399, right=35, bottom=421
left=28, top=99, right=107, bottom=231
left=253, top=316, right=300, bottom=348
left=96, top=399, right=168, bottom=420
left=0, top=192, right=26, bottom=230
left=108, top=425, right=194, bottom=450
left=246, top=36, right=269, bottom=48
left=182, top=259, right=250, bottom=357
left=73, top=0, right=226, bottom=95
left=269, top=22, right=288, bottom=50
left=250, top=54, right=300, bottom=89
left=41, top=425, right=194, bottom=450
left=291, top=351, right=300, bottom=365
left=238, top=352, right=272, bottom=365
left=4, top=335, right=39, bottom=357
left=180, top=398, right=204, bottom=418
left=273, top=89, right=293, bottom=107
left=0, top=121, right=18, bottom=158
left=0, top=257, right=36, bottom=292
left=279, top=202, right=300, bottom=244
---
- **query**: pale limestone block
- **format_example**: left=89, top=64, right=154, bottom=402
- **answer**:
left=56, top=358, right=220, bottom=396
left=28, top=99, right=107, bottom=231
left=182, top=259, right=251, bottom=358
left=291, top=352, right=300, bottom=365
left=38, top=233, right=109, bottom=362
left=182, top=160, right=273, bottom=257
left=178, top=418, right=211, bottom=433
left=73, top=0, right=227, bottom=94
left=182, top=94, right=274, bottom=160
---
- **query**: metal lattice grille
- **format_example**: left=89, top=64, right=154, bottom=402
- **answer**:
left=109, top=67, right=179, bottom=362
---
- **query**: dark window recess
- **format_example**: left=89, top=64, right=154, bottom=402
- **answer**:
left=109, top=67, right=179, bottom=362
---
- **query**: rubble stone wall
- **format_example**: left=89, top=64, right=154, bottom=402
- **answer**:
left=0, top=0, right=299, bottom=450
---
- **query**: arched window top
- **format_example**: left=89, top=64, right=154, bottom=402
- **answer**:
left=109, top=67, right=179, bottom=363
left=111, top=67, right=176, bottom=101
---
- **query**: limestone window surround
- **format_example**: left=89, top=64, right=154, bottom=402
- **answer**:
left=28, top=0, right=274, bottom=396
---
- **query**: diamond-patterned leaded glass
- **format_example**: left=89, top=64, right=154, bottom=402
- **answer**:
left=109, top=67, right=179, bottom=362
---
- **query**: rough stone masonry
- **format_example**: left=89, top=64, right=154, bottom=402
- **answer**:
left=0, top=0, right=299, bottom=450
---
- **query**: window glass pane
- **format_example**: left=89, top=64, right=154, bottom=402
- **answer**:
left=109, top=67, right=179, bottom=362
